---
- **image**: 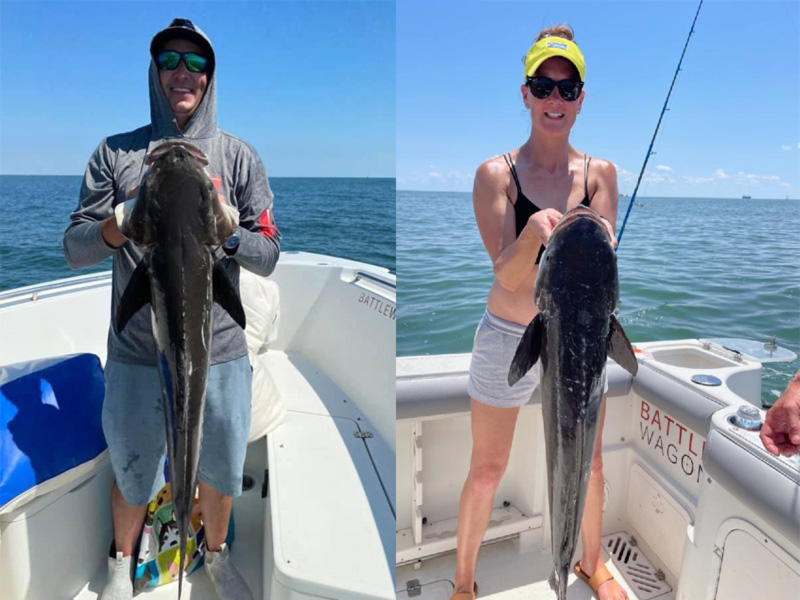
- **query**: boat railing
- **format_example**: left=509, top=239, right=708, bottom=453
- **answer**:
left=0, top=272, right=112, bottom=307
left=354, top=270, right=396, bottom=290
left=350, top=270, right=396, bottom=302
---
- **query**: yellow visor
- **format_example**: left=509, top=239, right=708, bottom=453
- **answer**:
left=524, top=36, right=586, bottom=82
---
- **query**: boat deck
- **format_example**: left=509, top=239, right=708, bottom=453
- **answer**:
left=74, top=438, right=269, bottom=600
left=73, top=348, right=394, bottom=599
left=396, top=537, right=669, bottom=600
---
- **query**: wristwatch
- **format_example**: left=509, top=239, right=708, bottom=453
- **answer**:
left=223, top=226, right=242, bottom=255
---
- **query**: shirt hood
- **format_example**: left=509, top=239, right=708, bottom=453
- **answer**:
left=148, top=19, right=219, bottom=140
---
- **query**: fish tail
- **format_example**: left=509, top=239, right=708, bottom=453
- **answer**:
left=178, top=523, right=187, bottom=599
left=547, top=569, right=568, bottom=600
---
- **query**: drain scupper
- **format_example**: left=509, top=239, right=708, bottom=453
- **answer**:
left=602, top=532, right=672, bottom=599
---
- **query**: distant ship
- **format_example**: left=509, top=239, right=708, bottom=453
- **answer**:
left=742, top=195, right=752, bottom=199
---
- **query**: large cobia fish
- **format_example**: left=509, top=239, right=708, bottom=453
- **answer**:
left=114, top=141, right=246, bottom=598
left=507, top=205, right=638, bottom=600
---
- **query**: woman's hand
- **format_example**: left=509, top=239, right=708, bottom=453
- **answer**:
left=598, top=215, right=619, bottom=249
left=523, top=208, right=563, bottom=248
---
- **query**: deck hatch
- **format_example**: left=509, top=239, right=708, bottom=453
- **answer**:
left=603, top=532, right=672, bottom=599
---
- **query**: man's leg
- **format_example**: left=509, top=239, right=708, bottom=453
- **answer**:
left=197, top=481, right=233, bottom=551
left=198, top=356, right=253, bottom=600
left=111, top=482, right=149, bottom=556
left=100, top=360, right=169, bottom=599
left=102, top=360, right=169, bottom=550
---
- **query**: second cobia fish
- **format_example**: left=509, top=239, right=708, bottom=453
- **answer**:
left=115, top=140, right=246, bottom=598
left=508, top=205, right=638, bottom=600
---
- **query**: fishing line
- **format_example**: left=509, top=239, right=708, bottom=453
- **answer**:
left=616, top=0, right=704, bottom=250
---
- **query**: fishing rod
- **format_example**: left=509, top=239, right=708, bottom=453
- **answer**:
left=616, top=0, right=704, bottom=249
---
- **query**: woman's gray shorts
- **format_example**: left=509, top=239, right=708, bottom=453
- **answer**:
left=102, top=355, right=252, bottom=505
left=467, top=309, right=608, bottom=409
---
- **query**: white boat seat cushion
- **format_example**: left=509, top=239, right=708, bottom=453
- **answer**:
left=0, top=354, right=107, bottom=514
left=248, top=352, right=286, bottom=441
left=239, top=268, right=280, bottom=355
left=239, top=269, right=285, bottom=440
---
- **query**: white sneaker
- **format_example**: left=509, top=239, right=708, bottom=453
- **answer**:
left=99, top=551, right=133, bottom=600
left=204, top=543, right=254, bottom=600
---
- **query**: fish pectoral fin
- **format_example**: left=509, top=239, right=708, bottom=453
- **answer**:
left=607, top=314, right=638, bottom=376
left=508, top=313, right=542, bottom=387
left=115, top=259, right=151, bottom=333
left=213, top=261, right=247, bottom=329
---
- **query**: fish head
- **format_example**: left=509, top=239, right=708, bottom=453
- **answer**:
left=145, top=140, right=210, bottom=167
left=534, top=205, right=618, bottom=317
left=120, top=142, right=235, bottom=246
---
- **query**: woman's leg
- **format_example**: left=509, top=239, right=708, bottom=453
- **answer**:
left=453, top=399, right=522, bottom=594
left=578, top=397, right=629, bottom=600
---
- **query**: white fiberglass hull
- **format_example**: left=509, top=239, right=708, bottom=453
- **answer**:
left=395, top=343, right=800, bottom=600
left=0, top=252, right=396, bottom=600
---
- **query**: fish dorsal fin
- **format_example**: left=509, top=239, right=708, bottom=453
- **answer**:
left=508, top=313, right=543, bottom=387
left=607, top=314, right=638, bottom=376
left=213, top=261, right=247, bottom=329
left=115, top=259, right=151, bottom=333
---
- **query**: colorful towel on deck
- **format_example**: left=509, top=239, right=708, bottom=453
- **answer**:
left=133, top=482, right=205, bottom=591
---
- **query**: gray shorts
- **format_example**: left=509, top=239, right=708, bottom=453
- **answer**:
left=467, top=309, right=608, bottom=409
left=102, top=355, right=252, bottom=505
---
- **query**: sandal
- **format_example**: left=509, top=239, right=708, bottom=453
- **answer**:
left=450, top=582, right=478, bottom=600
left=574, top=561, right=619, bottom=595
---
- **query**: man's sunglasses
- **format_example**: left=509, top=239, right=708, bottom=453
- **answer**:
left=526, top=76, right=584, bottom=102
left=156, top=50, right=208, bottom=74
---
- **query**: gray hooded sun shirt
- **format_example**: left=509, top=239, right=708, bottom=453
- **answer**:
left=64, top=22, right=281, bottom=366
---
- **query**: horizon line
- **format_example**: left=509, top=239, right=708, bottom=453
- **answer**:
left=396, top=189, right=799, bottom=200
left=0, top=174, right=397, bottom=179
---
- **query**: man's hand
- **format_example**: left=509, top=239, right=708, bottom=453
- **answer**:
left=100, top=215, right=127, bottom=249
left=99, top=185, right=138, bottom=249
left=760, top=372, right=800, bottom=457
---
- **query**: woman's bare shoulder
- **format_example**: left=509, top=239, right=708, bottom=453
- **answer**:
left=589, top=157, right=618, bottom=180
left=476, top=154, right=513, bottom=180
left=474, top=154, right=513, bottom=199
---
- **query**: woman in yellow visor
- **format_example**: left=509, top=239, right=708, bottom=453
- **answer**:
left=452, top=24, right=628, bottom=600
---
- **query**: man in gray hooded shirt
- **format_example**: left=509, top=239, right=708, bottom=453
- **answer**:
left=64, top=19, right=275, bottom=600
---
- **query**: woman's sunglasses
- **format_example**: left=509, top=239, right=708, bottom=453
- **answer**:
left=156, top=50, right=208, bottom=74
left=526, top=76, right=584, bottom=102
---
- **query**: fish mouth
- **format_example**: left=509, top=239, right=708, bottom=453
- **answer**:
left=551, top=204, right=607, bottom=236
left=146, top=141, right=209, bottom=166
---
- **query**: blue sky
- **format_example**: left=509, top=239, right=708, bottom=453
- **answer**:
left=0, top=0, right=395, bottom=177
left=397, top=0, right=800, bottom=199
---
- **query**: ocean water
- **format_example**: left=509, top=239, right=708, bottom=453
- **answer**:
left=397, top=191, right=800, bottom=407
left=0, top=175, right=395, bottom=292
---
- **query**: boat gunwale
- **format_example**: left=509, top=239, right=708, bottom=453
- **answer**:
left=0, top=272, right=113, bottom=307
left=0, top=252, right=397, bottom=309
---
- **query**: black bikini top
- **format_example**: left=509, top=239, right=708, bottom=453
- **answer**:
left=503, top=153, right=593, bottom=264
